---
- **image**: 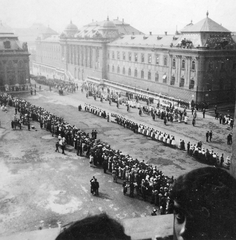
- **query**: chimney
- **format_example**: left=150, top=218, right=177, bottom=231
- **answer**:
left=165, top=31, right=167, bottom=35
left=122, top=18, right=124, bottom=23
left=150, top=32, right=152, bottom=35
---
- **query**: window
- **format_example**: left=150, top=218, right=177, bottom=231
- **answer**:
left=162, top=74, right=167, bottom=83
left=180, top=77, right=185, bottom=87
left=141, top=54, right=144, bottom=62
left=155, top=72, right=159, bottom=82
left=123, top=67, right=125, bottom=74
left=135, top=53, right=138, bottom=62
left=164, top=56, right=168, bottom=66
left=117, top=51, right=120, bottom=60
left=232, top=62, right=236, bottom=71
left=117, top=66, right=120, bottom=73
left=141, top=70, right=144, bottom=78
left=182, top=59, right=185, bottom=69
left=123, top=52, right=126, bottom=60
left=220, top=62, right=224, bottom=71
left=108, top=51, right=110, bottom=59
left=172, top=58, right=176, bottom=68
left=134, top=69, right=138, bottom=77
left=128, top=68, right=131, bottom=76
left=155, top=55, right=159, bottom=64
left=148, top=54, right=152, bottom=64
left=148, top=71, right=151, bottom=80
left=191, top=60, right=195, bottom=70
left=129, top=52, right=132, bottom=61
left=170, top=76, right=175, bottom=85
left=107, top=64, right=110, bottom=71
left=112, top=65, right=114, bottom=72
left=112, top=51, right=115, bottom=59
left=189, top=79, right=195, bottom=89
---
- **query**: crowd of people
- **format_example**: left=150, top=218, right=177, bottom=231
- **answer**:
left=83, top=102, right=231, bottom=169
left=0, top=92, right=175, bottom=215
left=34, top=77, right=78, bottom=94
left=0, top=87, right=232, bottom=211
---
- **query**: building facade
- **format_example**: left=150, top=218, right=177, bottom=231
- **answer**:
left=0, top=22, right=30, bottom=89
left=32, top=14, right=236, bottom=105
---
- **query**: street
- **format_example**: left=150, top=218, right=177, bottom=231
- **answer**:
left=0, top=86, right=232, bottom=237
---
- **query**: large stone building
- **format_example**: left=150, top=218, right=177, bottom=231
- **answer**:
left=32, top=14, right=236, bottom=106
left=0, top=22, right=30, bottom=89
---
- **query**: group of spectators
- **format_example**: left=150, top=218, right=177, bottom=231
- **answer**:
left=0, top=92, right=174, bottom=215
left=205, top=35, right=236, bottom=49
left=34, top=77, right=78, bottom=94
left=83, top=103, right=231, bottom=169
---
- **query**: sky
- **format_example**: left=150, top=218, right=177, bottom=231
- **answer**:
left=0, top=0, right=236, bottom=34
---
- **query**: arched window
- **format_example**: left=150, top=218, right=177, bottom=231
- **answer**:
left=189, top=79, right=195, bottom=89
left=134, top=69, right=138, bottom=77
left=155, top=72, right=159, bottom=82
left=170, top=76, right=175, bottom=85
left=162, top=74, right=167, bottom=83
left=141, top=70, right=144, bottom=78
left=180, top=77, right=185, bottom=87
left=148, top=71, right=151, bottom=80
left=117, top=66, right=120, bottom=73
left=148, top=54, right=152, bottom=64
left=182, top=59, right=185, bottom=69
left=123, top=67, right=125, bottom=74
left=191, top=60, right=195, bottom=70
left=172, top=58, right=176, bottom=68
left=112, top=65, right=114, bottom=72
left=128, top=68, right=131, bottom=76
left=164, top=56, right=168, bottom=66
left=155, top=55, right=159, bottom=64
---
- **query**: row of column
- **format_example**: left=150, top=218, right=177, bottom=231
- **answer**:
left=66, top=45, right=100, bottom=69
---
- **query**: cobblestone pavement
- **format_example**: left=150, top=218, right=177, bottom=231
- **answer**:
left=0, top=86, right=232, bottom=237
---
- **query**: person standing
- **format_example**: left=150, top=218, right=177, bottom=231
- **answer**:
left=206, top=131, right=209, bottom=142
left=27, top=120, right=30, bottom=131
left=202, top=108, right=206, bottom=118
left=130, top=181, right=134, bottom=198
left=187, top=141, right=190, bottom=154
left=192, top=117, right=196, bottom=127
left=55, top=141, right=60, bottom=153
left=209, top=130, right=213, bottom=142
left=164, top=116, right=167, bottom=125
left=94, top=178, right=99, bottom=196
left=227, top=133, right=232, bottom=145
left=220, top=153, right=224, bottom=167
left=94, top=130, right=97, bottom=139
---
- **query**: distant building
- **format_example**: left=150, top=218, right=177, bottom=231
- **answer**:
left=32, top=14, right=236, bottom=105
left=0, top=22, right=30, bottom=89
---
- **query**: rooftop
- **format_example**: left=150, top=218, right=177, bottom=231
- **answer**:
left=181, top=12, right=230, bottom=33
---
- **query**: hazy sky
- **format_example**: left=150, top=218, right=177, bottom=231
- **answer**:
left=0, top=0, right=236, bottom=34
